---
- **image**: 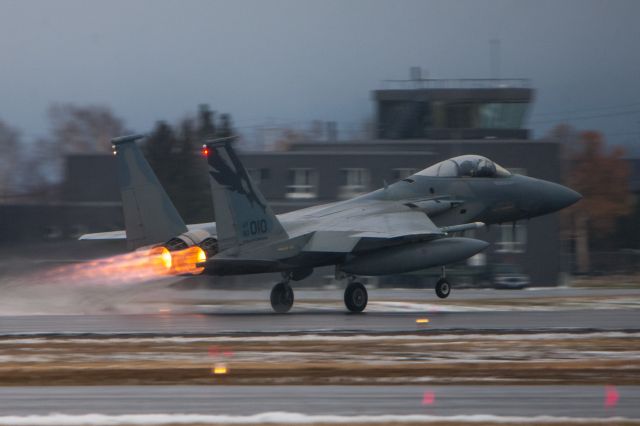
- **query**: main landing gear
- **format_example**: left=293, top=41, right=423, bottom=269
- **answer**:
left=435, top=266, right=451, bottom=299
left=344, top=280, right=368, bottom=313
left=270, top=273, right=294, bottom=313
left=269, top=269, right=315, bottom=313
left=269, top=266, right=450, bottom=313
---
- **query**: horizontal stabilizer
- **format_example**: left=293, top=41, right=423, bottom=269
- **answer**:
left=79, top=230, right=127, bottom=240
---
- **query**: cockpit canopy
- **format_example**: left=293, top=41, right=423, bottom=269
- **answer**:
left=417, top=155, right=511, bottom=178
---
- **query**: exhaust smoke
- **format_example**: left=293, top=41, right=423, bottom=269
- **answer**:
left=0, top=245, right=208, bottom=315
left=44, top=246, right=206, bottom=286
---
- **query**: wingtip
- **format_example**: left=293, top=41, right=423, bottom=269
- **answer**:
left=203, top=135, right=238, bottom=148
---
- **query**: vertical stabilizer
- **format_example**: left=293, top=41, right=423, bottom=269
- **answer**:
left=112, top=134, right=188, bottom=249
left=204, top=138, right=288, bottom=253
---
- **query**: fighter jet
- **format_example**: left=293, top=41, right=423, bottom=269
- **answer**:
left=81, top=134, right=581, bottom=313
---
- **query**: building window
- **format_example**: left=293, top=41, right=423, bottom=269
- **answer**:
left=496, top=223, right=527, bottom=253
left=286, top=168, right=317, bottom=199
left=339, top=168, right=369, bottom=199
left=478, top=102, right=528, bottom=129
left=392, top=168, right=416, bottom=181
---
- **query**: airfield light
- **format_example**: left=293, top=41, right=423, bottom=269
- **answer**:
left=605, top=385, right=619, bottom=408
left=212, top=363, right=228, bottom=375
left=422, top=391, right=435, bottom=405
left=416, top=318, right=430, bottom=324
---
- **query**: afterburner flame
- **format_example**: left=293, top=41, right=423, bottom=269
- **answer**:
left=149, top=246, right=173, bottom=273
left=45, top=245, right=206, bottom=286
left=46, top=248, right=175, bottom=286
left=170, top=246, right=206, bottom=275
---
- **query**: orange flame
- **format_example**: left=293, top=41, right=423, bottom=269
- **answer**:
left=149, top=246, right=173, bottom=273
left=44, top=245, right=206, bottom=286
left=170, top=246, right=206, bottom=275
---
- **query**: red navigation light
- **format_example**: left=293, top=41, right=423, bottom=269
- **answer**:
left=201, top=146, right=210, bottom=157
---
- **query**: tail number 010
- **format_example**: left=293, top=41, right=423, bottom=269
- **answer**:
left=248, top=219, right=268, bottom=236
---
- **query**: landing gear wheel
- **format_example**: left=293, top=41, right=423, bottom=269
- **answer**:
left=344, top=282, right=368, bottom=313
left=435, top=278, right=451, bottom=299
left=270, top=282, right=294, bottom=313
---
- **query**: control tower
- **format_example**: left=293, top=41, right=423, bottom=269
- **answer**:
left=374, top=78, right=533, bottom=140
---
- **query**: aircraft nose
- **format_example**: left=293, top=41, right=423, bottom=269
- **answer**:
left=544, top=181, right=582, bottom=213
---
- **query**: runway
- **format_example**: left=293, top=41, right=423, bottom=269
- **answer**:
left=0, top=286, right=639, bottom=335
left=0, top=288, right=638, bottom=424
left=1, top=385, right=638, bottom=418
left=0, top=309, right=638, bottom=335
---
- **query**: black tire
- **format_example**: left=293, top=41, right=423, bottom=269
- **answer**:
left=344, top=282, right=368, bottom=313
left=270, top=282, right=294, bottom=313
left=435, top=278, right=451, bottom=299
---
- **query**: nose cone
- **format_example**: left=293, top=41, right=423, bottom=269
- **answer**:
left=512, top=175, right=582, bottom=218
left=541, top=181, right=582, bottom=214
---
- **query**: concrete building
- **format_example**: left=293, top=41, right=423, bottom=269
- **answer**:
left=375, top=78, right=532, bottom=140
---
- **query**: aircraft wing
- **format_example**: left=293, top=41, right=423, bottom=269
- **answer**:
left=294, top=201, right=444, bottom=242
left=292, top=203, right=445, bottom=254
left=335, top=208, right=483, bottom=239
left=340, top=210, right=442, bottom=239
left=79, top=223, right=216, bottom=242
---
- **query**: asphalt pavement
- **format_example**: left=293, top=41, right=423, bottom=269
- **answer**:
left=0, top=385, right=637, bottom=418
left=0, top=287, right=638, bottom=423
left=0, top=308, right=637, bottom=335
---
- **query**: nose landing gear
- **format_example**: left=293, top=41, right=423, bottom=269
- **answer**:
left=435, top=266, right=451, bottom=299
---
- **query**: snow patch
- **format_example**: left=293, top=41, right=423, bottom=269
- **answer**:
left=0, top=412, right=634, bottom=425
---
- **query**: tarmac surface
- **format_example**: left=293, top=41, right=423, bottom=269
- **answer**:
left=0, top=310, right=640, bottom=335
left=0, top=287, right=639, bottom=335
left=0, top=309, right=638, bottom=335
left=1, top=385, right=638, bottom=418
left=1, top=287, right=639, bottom=423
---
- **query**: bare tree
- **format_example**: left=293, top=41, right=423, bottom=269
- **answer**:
left=41, top=103, right=129, bottom=183
left=567, top=131, right=633, bottom=272
left=142, top=105, right=234, bottom=223
left=48, top=103, right=128, bottom=154
left=20, top=138, right=58, bottom=196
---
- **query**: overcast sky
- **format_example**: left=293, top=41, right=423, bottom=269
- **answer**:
left=1, top=0, right=639, bottom=152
